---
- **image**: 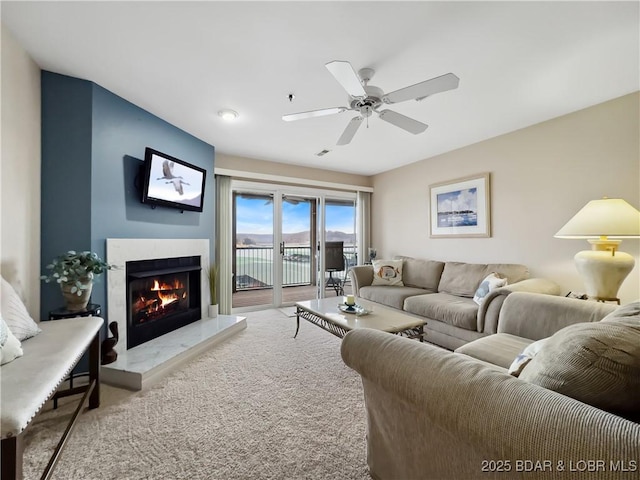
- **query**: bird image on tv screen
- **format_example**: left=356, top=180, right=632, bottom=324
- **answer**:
left=147, top=153, right=204, bottom=208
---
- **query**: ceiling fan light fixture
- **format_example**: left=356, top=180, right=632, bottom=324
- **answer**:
left=283, top=60, right=458, bottom=145
left=218, top=109, right=239, bottom=121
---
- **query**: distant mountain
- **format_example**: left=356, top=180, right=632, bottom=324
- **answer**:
left=236, top=231, right=355, bottom=246
left=325, top=231, right=356, bottom=243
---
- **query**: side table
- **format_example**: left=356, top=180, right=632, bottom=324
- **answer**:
left=593, top=297, right=621, bottom=305
left=49, top=303, right=102, bottom=320
left=49, top=303, right=102, bottom=407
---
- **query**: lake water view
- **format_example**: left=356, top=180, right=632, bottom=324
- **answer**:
left=437, top=212, right=478, bottom=227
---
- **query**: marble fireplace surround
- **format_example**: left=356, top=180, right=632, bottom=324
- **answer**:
left=104, top=238, right=246, bottom=390
left=106, top=238, right=211, bottom=349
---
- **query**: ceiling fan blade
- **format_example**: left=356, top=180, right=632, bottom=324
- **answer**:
left=282, top=107, right=347, bottom=122
left=337, top=116, right=363, bottom=145
left=325, top=61, right=367, bottom=98
left=383, top=73, right=460, bottom=104
left=378, top=110, right=428, bottom=134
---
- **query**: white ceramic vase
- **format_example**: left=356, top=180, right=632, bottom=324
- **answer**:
left=208, top=304, right=218, bottom=318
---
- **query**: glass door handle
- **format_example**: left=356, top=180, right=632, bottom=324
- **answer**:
left=280, top=242, right=285, bottom=255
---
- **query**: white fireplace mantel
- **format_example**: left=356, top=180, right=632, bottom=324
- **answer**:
left=106, top=238, right=210, bottom=351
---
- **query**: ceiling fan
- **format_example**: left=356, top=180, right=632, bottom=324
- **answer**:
left=282, top=60, right=460, bottom=146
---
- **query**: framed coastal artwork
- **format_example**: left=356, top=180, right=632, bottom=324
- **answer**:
left=429, top=173, right=491, bottom=238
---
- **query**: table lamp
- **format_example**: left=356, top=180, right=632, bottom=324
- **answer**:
left=555, top=197, right=640, bottom=302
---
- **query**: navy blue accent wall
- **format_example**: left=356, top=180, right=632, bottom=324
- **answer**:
left=40, top=72, right=215, bottom=325
left=41, top=72, right=94, bottom=318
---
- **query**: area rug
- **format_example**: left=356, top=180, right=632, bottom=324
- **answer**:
left=23, top=309, right=369, bottom=480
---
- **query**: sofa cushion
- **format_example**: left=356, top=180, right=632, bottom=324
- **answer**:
left=438, top=262, right=529, bottom=298
left=519, top=309, right=640, bottom=416
left=455, top=333, right=532, bottom=369
left=403, top=293, right=479, bottom=330
left=601, top=300, right=640, bottom=326
left=394, top=256, right=444, bottom=292
left=359, top=285, right=429, bottom=310
left=371, top=259, right=404, bottom=286
left=486, top=263, right=529, bottom=284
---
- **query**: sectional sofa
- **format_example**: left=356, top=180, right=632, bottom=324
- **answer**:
left=349, top=256, right=561, bottom=349
left=341, top=292, right=640, bottom=480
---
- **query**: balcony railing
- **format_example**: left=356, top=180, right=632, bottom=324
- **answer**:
left=235, top=245, right=357, bottom=291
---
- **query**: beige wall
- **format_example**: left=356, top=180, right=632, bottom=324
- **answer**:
left=216, top=153, right=372, bottom=189
left=1, top=24, right=41, bottom=317
left=372, top=92, right=640, bottom=304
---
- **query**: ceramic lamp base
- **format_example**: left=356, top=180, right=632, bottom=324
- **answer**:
left=574, top=249, right=635, bottom=300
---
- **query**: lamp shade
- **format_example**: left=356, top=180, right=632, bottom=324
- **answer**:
left=555, top=198, right=640, bottom=239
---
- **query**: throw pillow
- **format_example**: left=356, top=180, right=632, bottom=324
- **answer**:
left=600, top=300, right=640, bottom=326
left=0, top=313, right=6, bottom=346
left=518, top=318, right=640, bottom=416
left=1, top=277, right=41, bottom=341
left=508, top=338, right=548, bottom=377
left=371, top=259, right=404, bottom=287
left=1, top=315, right=24, bottom=365
left=473, top=273, right=507, bottom=305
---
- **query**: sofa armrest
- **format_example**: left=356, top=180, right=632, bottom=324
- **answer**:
left=477, top=278, right=561, bottom=334
left=349, top=265, right=374, bottom=296
left=497, top=291, right=618, bottom=340
left=341, top=328, right=640, bottom=480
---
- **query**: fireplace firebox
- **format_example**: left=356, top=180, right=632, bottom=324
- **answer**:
left=126, top=256, right=202, bottom=349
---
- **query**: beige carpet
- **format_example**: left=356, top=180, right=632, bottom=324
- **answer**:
left=23, top=309, right=369, bottom=480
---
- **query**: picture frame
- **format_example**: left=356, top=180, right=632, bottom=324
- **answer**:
left=429, top=172, right=491, bottom=238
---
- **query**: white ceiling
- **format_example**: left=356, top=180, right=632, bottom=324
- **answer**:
left=2, top=1, right=638, bottom=176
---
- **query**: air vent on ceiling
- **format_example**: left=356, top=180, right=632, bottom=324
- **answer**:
left=316, top=149, right=331, bottom=157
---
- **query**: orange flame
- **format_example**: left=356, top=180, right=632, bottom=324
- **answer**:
left=144, top=278, right=186, bottom=310
left=157, top=290, right=179, bottom=308
left=150, top=278, right=184, bottom=291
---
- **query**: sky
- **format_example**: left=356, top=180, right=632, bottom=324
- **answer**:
left=235, top=196, right=355, bottom=234
left=147, top=154, right=204, bottom=201
left=436, top=187, right=477, bottom=213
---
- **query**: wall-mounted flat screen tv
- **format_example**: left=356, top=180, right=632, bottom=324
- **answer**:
left=141, top=148, right=206, bottom=212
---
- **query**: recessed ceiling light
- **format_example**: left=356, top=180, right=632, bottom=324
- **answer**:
left=218, top=109, right=239, bottom=121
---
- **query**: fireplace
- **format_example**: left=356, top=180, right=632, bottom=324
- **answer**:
left=104, top=239, right=248, bottom=391
left=126, top=256, right=202, bottom=349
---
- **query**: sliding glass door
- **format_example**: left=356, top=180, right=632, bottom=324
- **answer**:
left=231, top=181, right=356, bottom=311
left=281, top=195, right=318, bottom=304
left=233, top=192, right=275, bottom=309
left=322, top=198, right=356, bottom=298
